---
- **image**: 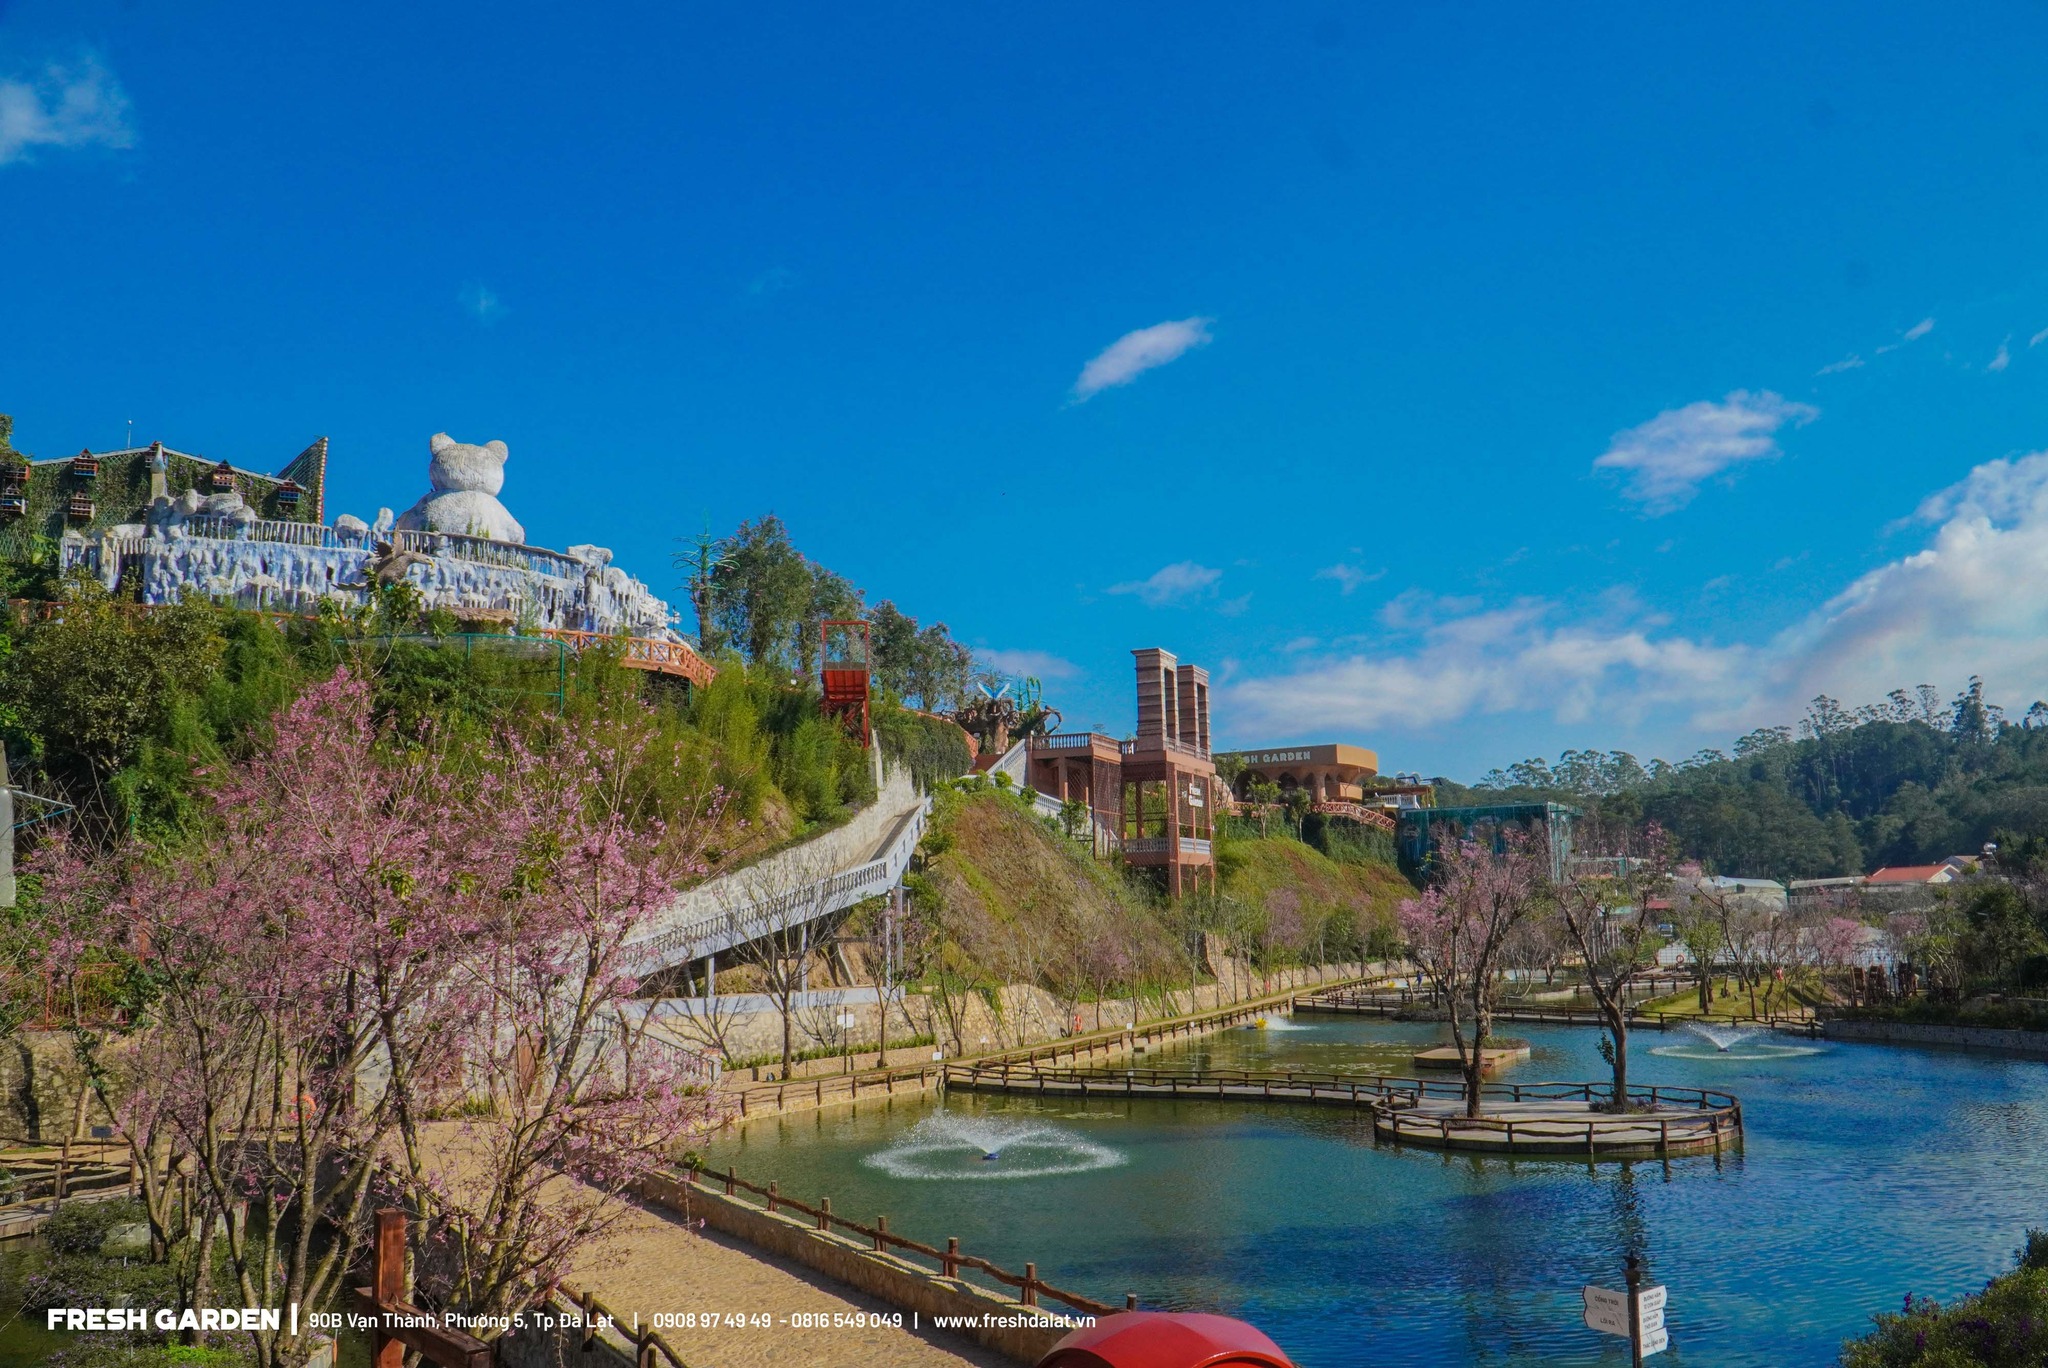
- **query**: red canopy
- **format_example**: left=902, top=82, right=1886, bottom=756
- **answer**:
left=1036, top=1312, right=1295, bottom=1368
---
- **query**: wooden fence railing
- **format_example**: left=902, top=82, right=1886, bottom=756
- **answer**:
left=945, top=1061, right=1738, bottom=1113
left=357, top=1209, right=692, bottom=1368
left=1297, top=986, right=1821, bottom=1035
left=554, top=1283, right=692, bottom=1368
left=717, top=973, right=1388, bottom=1121
left=727, top=1064, right=947, bottom=1120
left=1374, top=1101, right=1741, bottom=1155
left=677, top=1161, right=1128, bottom=1320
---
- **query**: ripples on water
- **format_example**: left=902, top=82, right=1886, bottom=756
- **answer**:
left=863, top=1112, right=1125, bottom=1181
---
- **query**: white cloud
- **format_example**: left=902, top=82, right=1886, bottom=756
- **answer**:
left=1107, top=561, right=1221, bottom=606
left=2031, top=326, right=2048, bottom=348
left=1071, top=317, right=1213, bottom=401
left=1990, top=337, right=2012, bottom=372
left=1226, top=600, right=1750, bottom=736
left=1315, top=563, right=1383, bottom=595
left=459, top=283, right=505, bottom=324
left=1593, top=390, right=1818, bottom=514
left=979, top=648, right=1080, bottom=680
left=1817, top=355, right=1865, bottom=376
left=748, top=267, right=798, bottom=297
left=1876, top=317, right=1935, bottom=355
left=1223, top=448, right=2048, bottom=753
left=0, top=54, right=134, bottom=167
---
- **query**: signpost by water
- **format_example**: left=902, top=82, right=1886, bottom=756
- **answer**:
left=1582, top=1254, right=1668, bottom=1364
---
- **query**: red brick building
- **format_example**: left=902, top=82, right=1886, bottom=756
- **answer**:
left=1026, top=647, right=1219, bottom=895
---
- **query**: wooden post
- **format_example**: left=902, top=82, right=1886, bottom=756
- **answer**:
left=874, top=1215, right=887, bottom=1251
left=371, top=1209, right=405, bottom=1368
left=1625, top=1252, right=1644, bottom=1368
left=581, top=1288, right=597, bottom=1352
left=944, top=1237, right=959, bottom=1279
left=818, top=1197, right=830, bottom=1231
left=1022, top=1262, right=1038, bottom=1307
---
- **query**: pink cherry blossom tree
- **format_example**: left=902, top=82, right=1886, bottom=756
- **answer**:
left=1549, top=825, right=1670, bottom=1110
left=402, top=693, right=725, bottom=1324
left=31, top=670, right=726, bottom=1366
left=1398, top=829, right=1548, bottom=1116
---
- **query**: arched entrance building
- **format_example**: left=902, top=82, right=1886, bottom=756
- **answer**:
left=1220, top=744, right=1379, bottom=804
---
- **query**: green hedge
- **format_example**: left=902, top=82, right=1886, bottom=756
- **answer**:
left=1842, top=1232, right=2048, bottom=1366
left=1830, top=1000, right=2048, bottom=1034
left=873, top=706, right=973, bottom=791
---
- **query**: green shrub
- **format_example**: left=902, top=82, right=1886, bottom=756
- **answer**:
left=872, top=707, right=973, bottom=791
left=1843, top=1234, right=2048, bottom=1366
left=45, top=1198, right=147, bottom=1257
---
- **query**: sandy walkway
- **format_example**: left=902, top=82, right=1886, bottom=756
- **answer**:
left=570, top=1195, right=1013, bottom=1368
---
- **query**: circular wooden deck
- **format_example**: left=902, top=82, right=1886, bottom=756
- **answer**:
left=1372, top=1085, right=1740, bottom=1158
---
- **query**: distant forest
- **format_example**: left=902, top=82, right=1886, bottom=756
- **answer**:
left=1436, top=679, right=2048, bottom=881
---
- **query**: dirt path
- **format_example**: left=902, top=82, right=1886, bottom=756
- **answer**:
left=569, top=1194, right=1013, bottom=1368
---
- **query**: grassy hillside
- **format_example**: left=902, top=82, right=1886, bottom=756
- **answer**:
left=1216, top=831, right=1412, bottom=954
left=0, top=583, right=889, bottom=860
left=901, top=786, right=1406, bottom=1007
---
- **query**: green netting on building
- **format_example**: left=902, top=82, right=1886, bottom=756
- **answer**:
left=1396, top=801, right=1579, bottom=881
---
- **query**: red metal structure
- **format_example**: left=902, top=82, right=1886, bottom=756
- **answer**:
left=1037, top=1312, right=1296, bottom=1368
left=820, top=618, right=872, bottom=746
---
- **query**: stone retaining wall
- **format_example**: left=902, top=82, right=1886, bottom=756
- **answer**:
left=1822, top=1018, right=2048, bottom=1057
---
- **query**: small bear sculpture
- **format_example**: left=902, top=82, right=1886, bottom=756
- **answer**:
left=394, top=432, right=526, bottom=543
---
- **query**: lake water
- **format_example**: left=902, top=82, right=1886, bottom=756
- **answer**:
left=704, top=1016, right=2048, bottom=1367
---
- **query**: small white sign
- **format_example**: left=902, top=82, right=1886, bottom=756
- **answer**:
left=1583, top=1285, right=1670, bottom=1343
left=1641, top=1326, right=1670, bottom=1357
left=1582, top=1286, right=1628, bottom=1337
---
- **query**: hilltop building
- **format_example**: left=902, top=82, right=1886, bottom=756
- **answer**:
left=2, top=438, right=327, bottom=542
left=15, top=431, right=687, bottom=646
left=1214, top=743, right=1434, bottom=828
left=1788, top=855, right=1985, bottom=913
left=1026, top=647, right=1219, bottom=895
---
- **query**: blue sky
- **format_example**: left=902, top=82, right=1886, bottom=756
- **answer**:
left=8, top=2, right=2048, bottom=779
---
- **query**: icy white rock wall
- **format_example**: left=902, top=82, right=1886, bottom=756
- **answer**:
left=63, top=524, right=680, bottom=639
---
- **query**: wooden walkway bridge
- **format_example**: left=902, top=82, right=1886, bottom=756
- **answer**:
left=942, top=1062, right=1743, bottom=1158
left=1295, top=985, right=1822, bottom=1036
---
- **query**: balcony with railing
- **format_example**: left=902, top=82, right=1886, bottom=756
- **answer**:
left=1119, top=735, right=1211, bottom=761
left=179, top=515, right=341, bottom=547
left=1120, top=833, right=1214, bottom=859
left=390, top=528, right=594, bottom=580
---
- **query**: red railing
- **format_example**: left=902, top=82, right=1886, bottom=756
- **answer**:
left=528, top=630, right=716, bottom=686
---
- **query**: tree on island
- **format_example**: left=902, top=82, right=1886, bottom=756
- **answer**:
left=1550, top=824, right=1671, bottom=1111
left=1398, top=830, right=1547, bottom=1117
